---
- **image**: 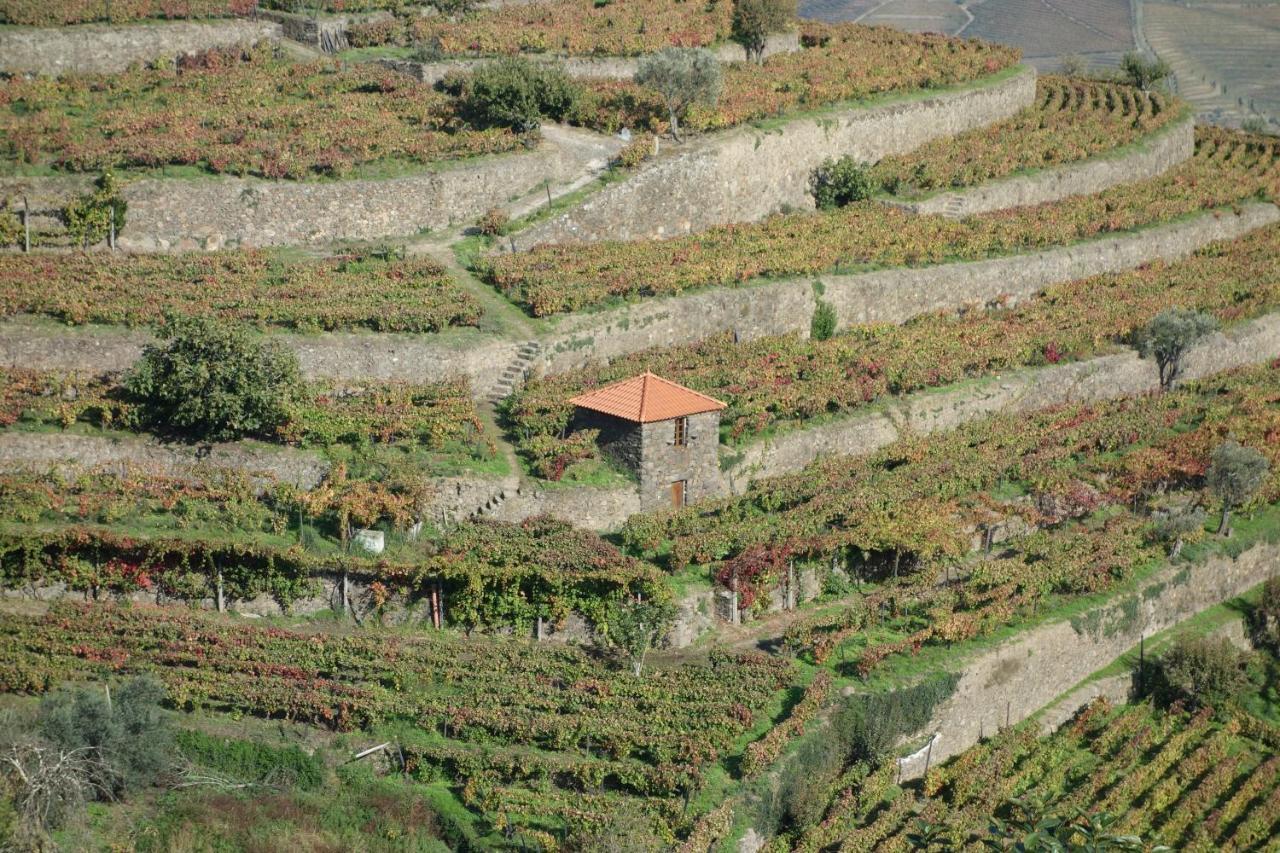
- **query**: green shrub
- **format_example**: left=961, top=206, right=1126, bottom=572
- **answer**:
left=62, top=171, right=126, bottom=249
left=809, top=156, right=878, bottom=209
left=810, top=300, right=837, bottom=341
left=125, top=315, right=303, bottom=442
left=175, top=730, right=325, bottom=789
left=460, top=57, right=582, bottom=134
left=1148, top=636, right=1252, bottom=711
left=37, top=676, right=172, bottom=797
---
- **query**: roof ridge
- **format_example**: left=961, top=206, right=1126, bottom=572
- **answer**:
left=639, top=371, right=651, bottom=421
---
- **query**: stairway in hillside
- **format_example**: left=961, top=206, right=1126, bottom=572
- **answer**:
left=939, top=193, right=968, bottom=219
left=486, top=341, right=542, bottom=404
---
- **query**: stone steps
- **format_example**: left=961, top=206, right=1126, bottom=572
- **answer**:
left=485, top=341, right=542, bottom=404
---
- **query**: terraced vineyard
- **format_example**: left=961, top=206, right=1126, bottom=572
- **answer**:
left=871, top=76, right=1183, bottom=198
left=796, top=701, right=1280, bottom=851
left=0, top=602, right=792, bottom=844
left=623, top=364, right=1280, bottom=673
left=0, top=249, right=480, bottom=332
left=484, top=126, right=1280, bottom=315
left=507, top=221, right=1280, bottom=453
left=0, top=44, right=523, bottom=179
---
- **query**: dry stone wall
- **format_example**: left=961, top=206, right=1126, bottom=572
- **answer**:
left=0, top=125, right=618, bottom=252
left=883, top=113, right=1196, bottom=218
left=899, top=541, right=1280, bottom=778
left=0, top=18, right=282, bottom=75
left=380, top=31, right=801, bottom=85
left=0, top=431, right=328, bottom=489
left=723, top=310, right=1280, bottom=490
left=480, top=481, right=642, bottom=532
left=510, top=67, right=1038, bottom=248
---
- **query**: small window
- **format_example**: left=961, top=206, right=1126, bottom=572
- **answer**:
left=673, top=416, right=688, bottom=447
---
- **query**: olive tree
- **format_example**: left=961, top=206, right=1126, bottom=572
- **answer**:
left=603, top=597, right=675, bottom=677
left=1135, top=308, right=1218, bottom=390
left=1121, top=51, right=1172, bottom=92
left=731, top=0, right=796, bottom=63
left=634, top=47, right=722, bottom=142
left=125, top=316, right=302, bottom=442
left=1205, top=440, right=1269, bottom=537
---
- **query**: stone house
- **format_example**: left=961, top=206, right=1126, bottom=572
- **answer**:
left=569, top=372, right=726, bottom=511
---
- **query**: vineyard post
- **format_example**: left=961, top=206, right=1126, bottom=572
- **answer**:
left=1005, top=701, right=1010, bottom=729
left=923, top=737, right=933, bottom=776
left=22, top=196, right=29, bottom=253
left=536, top=614, right=544, bottom=641
left=109, top=206, right=116, bottom=251
left=545, top=180, right=552, bottom=206
left=787, top=561, right=796, bottom=610
left=342, top=568, right=351, bottom=617
left=1139, top=634, right=1145, bottom=695
left=216, top=569, right=225, bottom=613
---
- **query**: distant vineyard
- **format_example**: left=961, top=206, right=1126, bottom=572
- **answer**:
left=796, top=701, right=1280, bottom=851
left=484, top=127, right=1280, bottom=315
left=872, top=76, right=1184, bottom=198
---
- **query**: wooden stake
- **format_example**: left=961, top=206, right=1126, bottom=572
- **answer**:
left=22, top=196, right=29, bottom=253
left=109, top=205, right=116, bottom=250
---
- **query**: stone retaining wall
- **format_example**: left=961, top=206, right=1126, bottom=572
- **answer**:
left=380, top=32, right=802, bottom=85
left=722, top=310, right=1280, bottom=490
left=0, top=18, right=282, bottom=75
left=480, top=481, right=642, bottom=532
left=900, top=541, right=1280, bottom=778
left=882, top=113, right=1197, bottom=218
left=533, top=203, right=1279, bottom=377
left=0, top=124, right=619, bottom=252
left=510, top=67, right=1037, bottom=248
left=0, top=431, right=328, bottom=489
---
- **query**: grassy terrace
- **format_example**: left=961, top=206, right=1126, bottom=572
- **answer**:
left=0, top=44, right=523, bottom=180
left=484, top=126, right=1280, bottom=316
left=0, top=249, right=481, bottom=333
left=870, top=75, right=1187, bottom=199
left=505, top=219, right=1280, bottom=475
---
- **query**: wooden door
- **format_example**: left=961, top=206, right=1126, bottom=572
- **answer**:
left=671, top=480, right=686, bottom=509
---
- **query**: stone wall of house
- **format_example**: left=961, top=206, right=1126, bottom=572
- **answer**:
left=0, top=124, right=619, bottom=252
left=722, top=310, right=1280, bottom=491
left=574, top=410, right=644, bottom=475
left=639, top=411, right=723, bottom=511
left=0, top=18, right=282, bottom=75
left=533, top=203, right=1280, bottom=377
left=883, top=114, right=1196, bottom=218
left=899, top=541, right=1280, bottom=778
left=380, top=31, right=802, bottom=85
left=510, top=67, right=1037, bottom=248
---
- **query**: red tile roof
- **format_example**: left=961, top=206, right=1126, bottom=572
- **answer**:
left=568, top=372, right=727, bottom=424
